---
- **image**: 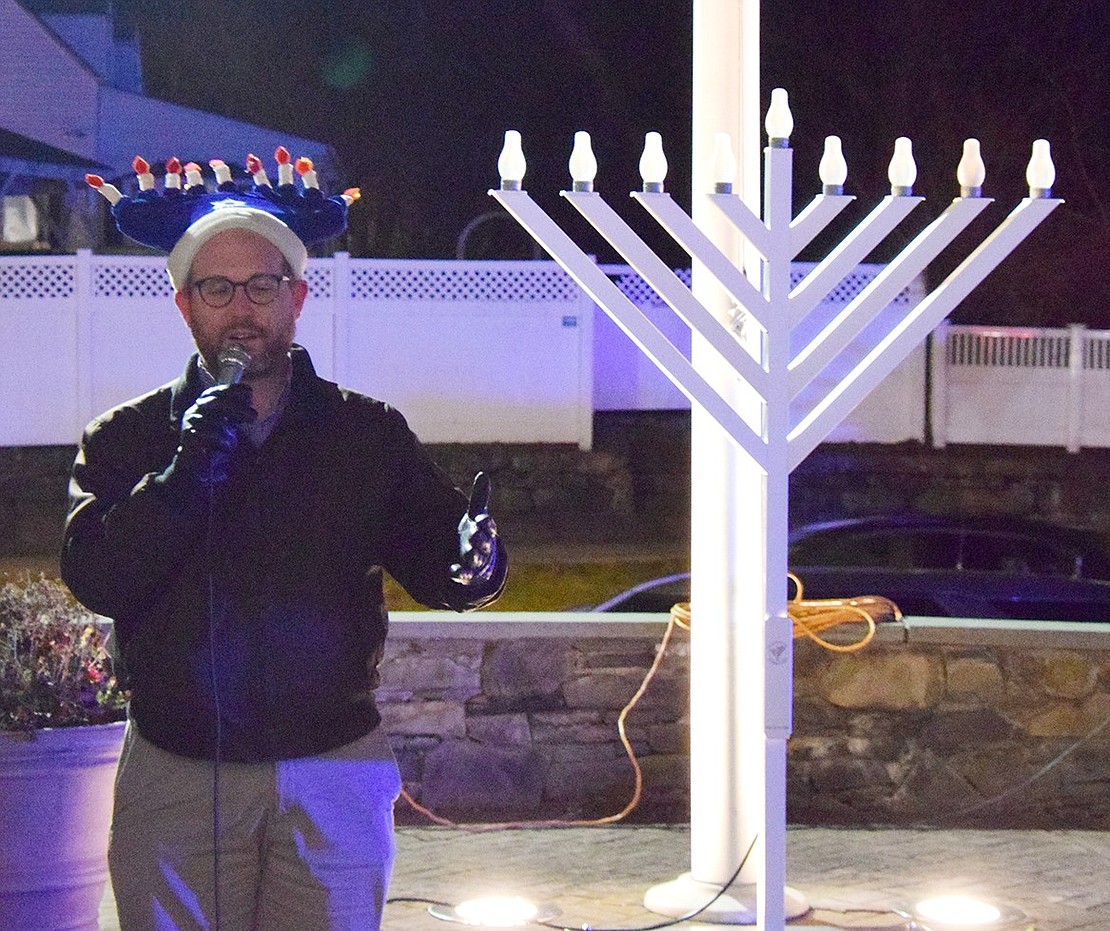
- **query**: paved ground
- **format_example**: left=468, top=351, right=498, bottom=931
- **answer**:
left=99, top=823, right=1110, bottom=929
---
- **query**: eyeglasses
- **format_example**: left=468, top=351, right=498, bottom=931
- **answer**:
left=190, top=273, right=291, bottom=308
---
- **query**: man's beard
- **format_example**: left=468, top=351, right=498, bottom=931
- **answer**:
left=200, top=323, right=295, bottom=381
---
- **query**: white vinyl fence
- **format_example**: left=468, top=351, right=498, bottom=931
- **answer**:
left=0, top=252, right=596, bottom=448
left=1, top=251, right=932, bottom=449
left=930, top=322, right=1110, bottom=452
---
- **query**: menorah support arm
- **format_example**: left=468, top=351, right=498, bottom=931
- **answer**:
left=490, top=188, right=769, bottom=471
left=788, top=195, right=923, bottom=327
left=788, top=196, right=992, bottom=402
left=788, top=193, right=855, bottom=255
left=631, top=191, right=768, bottom=327
left=563, top=190, right=769, bottom=395
left=787, top=195, right=1064, bottom=470
left=706, top=191, right=774, bottom=258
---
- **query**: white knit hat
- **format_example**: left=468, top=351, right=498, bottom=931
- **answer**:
left=166, top=206, right=308, bottom=291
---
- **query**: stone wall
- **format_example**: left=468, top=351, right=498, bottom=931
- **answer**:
left=382, top=618, right=690, bottom=825
left=383, top=614, right=1110, bottom=829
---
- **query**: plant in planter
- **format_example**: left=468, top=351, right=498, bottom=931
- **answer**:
left=0, top=575, right=129, bottom=931
left=1, top=575, right=128, bottom=732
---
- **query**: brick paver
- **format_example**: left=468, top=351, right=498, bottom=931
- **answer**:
left=98, top=824, right=1110, bottom=929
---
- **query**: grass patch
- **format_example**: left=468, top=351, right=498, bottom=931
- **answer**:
left=386, top=555, right=689, bottom=612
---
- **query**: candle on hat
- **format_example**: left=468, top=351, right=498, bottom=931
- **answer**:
left=183, top=162, right=204, bottom=189
left=246, top=153, right=271, bottom=187
left=209, top=159, right=233, bottom=186
left=275, top=146, right=294, bottom=187
left=165, top=157, right=182, bottom=190
left=341, top=187, right=361, bottom=207
left=295, top=157, right=319, bottom=190
left=85, top=174, right=123, bottom=205
left=133, top=156, right=154, bottom=191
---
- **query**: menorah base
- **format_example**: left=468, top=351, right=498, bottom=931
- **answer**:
left=642, top=872, right=810, bottom=924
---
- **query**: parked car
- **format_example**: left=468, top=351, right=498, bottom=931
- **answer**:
left=591, top=514, right=1110, bottom=621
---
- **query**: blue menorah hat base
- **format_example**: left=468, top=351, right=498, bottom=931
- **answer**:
left=89, top=153, right=357, bottom=289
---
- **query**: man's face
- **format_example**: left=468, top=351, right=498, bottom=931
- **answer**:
left=174, top=228, right=308, bottom=380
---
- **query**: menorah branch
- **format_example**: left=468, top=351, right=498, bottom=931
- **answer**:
left=632, top=191, right=767, bottom=327
left=491, top=187, right=769, bottom=469
left=788, top=196, right=992, bottom=401
left=787, top=195, right=1063, bottom=468
left=563, top=190, right=768, bottom=394
left=787, top=195, right=923, bottom=327
left=788, top=193, right=855, bottom=255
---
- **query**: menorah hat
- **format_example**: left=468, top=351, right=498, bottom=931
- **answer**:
left=86, top=148, right=360, bottom=290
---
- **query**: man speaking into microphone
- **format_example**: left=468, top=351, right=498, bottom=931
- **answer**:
left=61, top=156, right=506, bottom=930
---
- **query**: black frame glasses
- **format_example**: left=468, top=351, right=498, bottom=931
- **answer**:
left=190, top=274, right=292, bottom=308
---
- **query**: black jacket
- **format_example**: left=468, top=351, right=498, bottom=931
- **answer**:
left=61, top=346, right=506, bottom=761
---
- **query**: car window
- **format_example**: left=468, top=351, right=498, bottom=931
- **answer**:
left=790, top=524, right=1095, bottom=578
left=989, top=599, right=1110, bottom=622
left=961, top=532, right=1081, bottom=577
left=789, top=528, right=960, bottom=570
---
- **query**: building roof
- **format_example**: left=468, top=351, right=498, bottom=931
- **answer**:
left=0, top=126, right=108, bottom=185
left=1, top=0, right=337, bottom=190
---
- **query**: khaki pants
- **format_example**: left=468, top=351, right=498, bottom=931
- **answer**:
left=108, top=723, right=400, bottom=931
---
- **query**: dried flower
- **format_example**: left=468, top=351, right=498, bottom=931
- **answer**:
left=0, top=576, right=128, bottom=732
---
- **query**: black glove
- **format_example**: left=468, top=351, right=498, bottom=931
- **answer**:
left=451, top=472, right=499, bottom=585
left=156, top=383, right=256, bottom=497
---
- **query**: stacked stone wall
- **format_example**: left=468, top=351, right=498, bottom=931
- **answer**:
left=381, top=628, right=691, bottom=825
left=382, top=617, right=1110, bottom=829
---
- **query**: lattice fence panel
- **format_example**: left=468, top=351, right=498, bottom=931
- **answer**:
left=347, top=263, right=583, bottom=302
left=0, top=260, right=76, bottom=300
left=94, top=262, right=175, bottom=299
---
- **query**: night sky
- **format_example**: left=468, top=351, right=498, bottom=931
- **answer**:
left=130, top=0, right=1110, bottom=327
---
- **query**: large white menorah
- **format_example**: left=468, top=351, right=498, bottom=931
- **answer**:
left=491, top=88, right=1060, bottom=927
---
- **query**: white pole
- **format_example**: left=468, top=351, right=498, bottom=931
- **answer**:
left=690, top=0, right=762, bottom=891
left=643, top=1, right=802, bottom=925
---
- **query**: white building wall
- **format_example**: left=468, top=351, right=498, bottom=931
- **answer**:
left=0, top=0, right=99, bottom=159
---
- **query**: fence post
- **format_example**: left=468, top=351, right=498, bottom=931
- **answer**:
left=929, top=321, right=949, bottom=449
left=332, top=251, right=351, bottom=386
left=74, top=248, right=94, bottom=432
left=575, top=288, right=594, bottom=450
left=1067, top=323, right=1085, bottom=453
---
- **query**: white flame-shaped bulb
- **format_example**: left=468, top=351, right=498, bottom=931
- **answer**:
left=819, top=135, right=848, bottom=190
left=498, top=130, right=527, bottom=190
left=765, top=87, right=793, bottom=143
left=957, top=139, right=986, bottom=194
left=1026, top=139, right=1055, bottom=195
left=888, top=137, right=917, bottom=192
left=639, top=132, right=667, bottom=191
left=568, top=131, right=597, bottom=190
left=711, top=132, right=737, bottom=191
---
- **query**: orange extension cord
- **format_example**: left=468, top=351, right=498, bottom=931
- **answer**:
left=399, top=576, right=898, bottom=829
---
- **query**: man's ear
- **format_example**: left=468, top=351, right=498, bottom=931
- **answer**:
left=290, top=277, right=308, bottom=320
left=174, top=289, right=192, bottom=327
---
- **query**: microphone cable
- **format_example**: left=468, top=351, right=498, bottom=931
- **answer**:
left=205, top=341, right=250, bottom=930
left=206, top=463, right=224, bottom=931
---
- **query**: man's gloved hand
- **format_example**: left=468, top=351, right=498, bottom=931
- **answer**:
left=157, top=383, right=256, bottom=495
left=451, top=472, right=499, bottom=585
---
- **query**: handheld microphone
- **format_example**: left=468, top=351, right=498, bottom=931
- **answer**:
left=216, top=343, right=252, bottom=386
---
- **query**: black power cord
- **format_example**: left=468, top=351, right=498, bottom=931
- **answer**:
left=538, top=835, right=758, bottom=931
left=384, top=836, right=760, bottom=931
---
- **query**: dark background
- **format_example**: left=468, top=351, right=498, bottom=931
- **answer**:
left=125, top=0, right=1109, bottom=327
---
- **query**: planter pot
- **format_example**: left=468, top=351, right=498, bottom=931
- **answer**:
left=0, top=721, right=126, bottom=931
